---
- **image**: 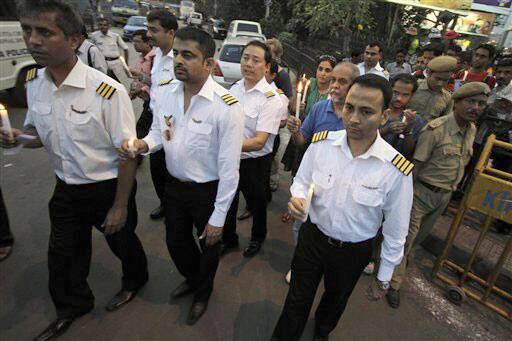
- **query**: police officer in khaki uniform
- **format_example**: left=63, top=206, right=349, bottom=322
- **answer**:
left=407, top=56, right=457, bottom=122
left=386, top=82, right=490, bottom=308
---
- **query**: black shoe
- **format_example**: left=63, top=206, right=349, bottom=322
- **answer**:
left=106, top=290, right=138, bottom=312
left=34, top=318, right=75, bottom=341
left=386, top=288, right=400, bottom=309
left=0, top=245, right=13, bottom=262
left=219, top=241, right=239, bottom=256
left=170, top=280, right=195, bottom=299
left=243, top=241, right=262, bottom=258
left=149, top=205, right=164, bottom=220
left=186, top=301, right=208, bottom=325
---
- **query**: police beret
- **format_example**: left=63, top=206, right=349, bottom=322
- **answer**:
left=452, top=82, right=490, bottom=100
left=427, top=56, right=458, bottom=73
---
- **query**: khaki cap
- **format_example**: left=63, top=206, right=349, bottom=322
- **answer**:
left=427, top=56, right=458, bottom=73
left=452, top=82, right=490, bottom=100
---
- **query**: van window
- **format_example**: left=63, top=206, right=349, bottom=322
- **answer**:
left=237, top=23, right=258, bottom=33
left=219, top=45, right=244, bottom=63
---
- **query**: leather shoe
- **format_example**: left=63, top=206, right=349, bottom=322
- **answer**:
left=186, top=301, right=208, bottom=325
left=243, top=241, right=262, bottom=258
left=149, top=205, right=164, bottom=220
left=34, top=317, right=74, bottom=341
left=0, top=245, right=13, bottom=262
left=237, top=209, right=252, bottom=220
left=106, top=290, right=137, bottom=312
left=170, top=280, right=195, bottom=299
left=386, top=288, right=400, bottom=309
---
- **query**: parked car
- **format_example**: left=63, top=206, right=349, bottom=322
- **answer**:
left=122, top=16, right=147, bottom=41
left=207, top=19, right=227, bottom=40
left=213, top=37, right=256, bottom=89
left=226, top=20, right=262, bottom=39
left=186, top=12, right=203, bottom=27
left=111, top=0, right=139, bottom=25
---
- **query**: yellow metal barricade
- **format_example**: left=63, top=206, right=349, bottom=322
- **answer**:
left=432, top=134, right=512, bottom=320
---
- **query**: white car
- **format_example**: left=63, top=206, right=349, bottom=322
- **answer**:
left=213, top=37, right=257, bottom=89
left=187, top=12, right=203, bottom=27
left=227, top=20, right=263, bottom=39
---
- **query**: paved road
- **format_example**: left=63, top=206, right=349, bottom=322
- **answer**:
left=1, top=29, right=510, bottom=341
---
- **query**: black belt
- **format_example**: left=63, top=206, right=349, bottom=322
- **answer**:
left=105, top=57, right=119, bottom=61
left=166, top=172, right=219, bottom=188
left=418, top=179, right=450, bottom=193
left=309, top=221, right=372, bottom=248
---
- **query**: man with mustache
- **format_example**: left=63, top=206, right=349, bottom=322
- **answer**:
left=387, top=82, right=489, bottom=309
left=489, top=57, right=512, bottom=104
left=272, top=74, right=413, bottom=340
left=1, top=1, right=148, bottom=339
left=120, top=27, right=244, bottom=324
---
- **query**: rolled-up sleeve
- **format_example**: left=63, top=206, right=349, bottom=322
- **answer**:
left=256, top=96, right=281, bottom=135
left=142, top=106, right=163, bottom=154
left=104, top=85, right=136, bottom=148
left=378, top=172, right=413, bottom=281
left=208, top=102, right=245, bottom=227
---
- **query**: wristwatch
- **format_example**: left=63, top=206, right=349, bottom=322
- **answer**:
left=377, top=280, right=390, bottom=290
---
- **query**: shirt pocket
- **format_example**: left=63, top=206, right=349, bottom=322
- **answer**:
left=65, top=105, right=97, bottom=142
left=187, top=120, right=213, bottom=149
left=31, top=101, right=52, bottom=143
left=441, top=145, right=462, bottom=157
left=244, top=108, right=258, bottom=131
left=352, top=184, right=384, bottom=207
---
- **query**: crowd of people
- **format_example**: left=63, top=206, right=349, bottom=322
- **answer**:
left=0, top=1, right=511, bottom=340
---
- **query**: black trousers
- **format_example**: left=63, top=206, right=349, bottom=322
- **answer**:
left=0, top=187, right=14, bottom=247
left=164, top=174, right=220, bottom=303
left=223, top=154, right=272, bottom=245
left=48, top=178, right=148, bottom=318
left=136, top=100, right=152, bottom=139
left=272, top=221, right=373, bottom=340
left=150, top=149, right=166, bottom=204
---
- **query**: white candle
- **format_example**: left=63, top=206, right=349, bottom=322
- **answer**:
left=0, top=104, right=13, bottom=139
left=301, top=79, right=311, bottom=104
left=127, top=137, right=137, bottom=152
left=301, top=183, right=315, bottom=222
left=399, top=115, right=407, bottom=139
left=295, top=81, right=303, bottom=118
left=119, top=56, right=132, bottom=77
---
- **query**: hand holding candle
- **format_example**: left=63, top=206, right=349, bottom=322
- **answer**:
left=119, top=56, right=133, bottom=77
left=0, top=104, right=13, bottom=140
left=301, top=183, right=315, bottom=222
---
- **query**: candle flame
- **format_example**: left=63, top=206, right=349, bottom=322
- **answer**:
left=0, top=103, right=5, bottom=111
left=297, top=80, right=304, bottom=93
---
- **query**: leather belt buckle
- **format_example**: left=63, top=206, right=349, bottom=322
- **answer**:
left=327, top=237, right=343, bottom=247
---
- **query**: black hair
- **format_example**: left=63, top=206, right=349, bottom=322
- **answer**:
left=422, top=43, right=443, bottom=57
left=97, top=17, right=109, bottom=24
left=242, top=40, right=272, bottom=64
left=349, top=74, right=392, bottom=110
left=174, top=27, right=215, bottom=59
left=318, top=54, right=336, bottom=68
left=81, top=24, right=88, bottom=38
left=447, top=45, right=462, bottom=54
left=367, top=41, right=383, bottom=54
left=475, top=44, right=496, bottom=61
left=147, top=9, right=178, bottom=31
left=351, top=48, right=363, bottom=57
left=396, top=49, right=407, bottom=56
left=132, top=29, right=150, bottom=42
left=269, top=59, right=279, bottom=75
left=390, top=73, right=418, bottom=93
left=17, top=0, right=83, bottom=37
left=497, top=57, right=512, bottom=68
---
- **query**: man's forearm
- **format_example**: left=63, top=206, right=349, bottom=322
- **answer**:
left=22, top=127, right=43, bottom=148
left=291, top=131, right=306, bottom=146
left=113, top=157, right=137, bottom=208
left=242, top=138, right=265, bottom=152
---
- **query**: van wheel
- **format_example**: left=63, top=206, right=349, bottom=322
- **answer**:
left=9, top=67, right=30, bottom=107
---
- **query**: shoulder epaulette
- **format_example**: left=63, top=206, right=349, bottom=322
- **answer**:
left=221, top=93, right=238, bottom=106
left=26, top=68, right=38, bottom=82
left=427, top=118, right=444, bottom=129
left=391, top=154, right=414, bottom=176
left=159, top=79, right=172, bottom=86
left=312, top=130, right=329, bottom=143
left=264, top=90, right=275, bottom=98
left=96, top=81, right=116, bottom=99
left=276, top=89, right=284, bottom=95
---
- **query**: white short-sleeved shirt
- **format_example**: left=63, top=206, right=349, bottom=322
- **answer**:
left=24, top=59, right=136, bottom=184
left=89, top=30, right=128, bottom=59
left=230, top=77, right=283, bottom=159
left=291, top=130, right=413, bottom=281
left=357, top=62, right=389, bottom=80
left=76, top=39, right=108, bottom=74
left=144, top=77, right=244, bottom=226
left=150, top=47, right=175, bottom=112
left=270, top=81, right=289, bottom=121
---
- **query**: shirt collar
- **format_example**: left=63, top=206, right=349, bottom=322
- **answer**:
left=326, top=99, right=335, bottom=114
left=170, top=76, right=215, bottom=102
left=357, top=62, right=384, bottom=72
left=245, top=76, right=272, bottom=94
left=446, top=113, right=466, bottom=136
left=44, top=58, right=87, bottom=89
left=77, top=40, right=90, bottom=55
left=332, top=130, right=388, bottom=162
left=157, top=47, right=174, bottom=59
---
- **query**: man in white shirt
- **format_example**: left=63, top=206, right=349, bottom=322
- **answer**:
left=89, top=18, right=129, bottom=83
left=143, top=9, right=178, bottom=220
left=386, top=49, right=412, bottom=77
left=1, top=2, right=148, bottom=340
left=76, top=25, right=107, bottom=74
left=272, top=74, right=413, bottom=340
left=357, top=42, right=389, bottom=80
left=120, top=27, right=244, bottom=325
left=222, top=41, right=283, bottom=257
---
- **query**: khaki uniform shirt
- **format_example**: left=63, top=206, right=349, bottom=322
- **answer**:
left=413, top=113, right=476, bottom=191
left=407, top=80, right=453, bottom=122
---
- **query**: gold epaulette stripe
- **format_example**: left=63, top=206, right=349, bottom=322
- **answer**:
left=265, top=91, right=275, bottom=98
left=276, top=89, right=284, bottom=94
left=221, top=93, right=238, bottom=106
left=96, top=82, right=116, bottom=99
left=25, top=68, right=38, bottom=82
left=312, top=130, right=329, bottom=143
left=391, top=154, right=414, bottom=176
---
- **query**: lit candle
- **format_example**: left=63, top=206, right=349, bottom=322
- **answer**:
left=301, top=79, right=311, bottom=104
left=301, top=183, right=315, bottom=222
left=295, top=80, right=303, bottom=118
left=119, top=56, right=132, bottom=77
left=399, top=114, right=407, bottom=139
left=0, top=104, right=13, bottom=140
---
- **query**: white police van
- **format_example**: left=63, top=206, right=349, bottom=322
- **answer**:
left=0, top=0, right=37, bottom=105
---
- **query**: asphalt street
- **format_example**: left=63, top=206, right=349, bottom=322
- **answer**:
left=0, top=27, right=510, bottom=341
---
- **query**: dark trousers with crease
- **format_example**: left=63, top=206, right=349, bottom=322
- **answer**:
left=272, top=220, right=373, bottom=340
left=164, top=173, right=221, bottom=303
left=0, top=186, right=14, bottom=247
left=223, top=154, right=271, bottom=245
left=48, top=178, right=148, bottom=318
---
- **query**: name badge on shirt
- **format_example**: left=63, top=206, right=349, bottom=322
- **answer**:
left=164, top=115, right=174, bottom=127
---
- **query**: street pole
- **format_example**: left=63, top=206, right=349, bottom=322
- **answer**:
left=264, top=0, right=271, bottom=19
